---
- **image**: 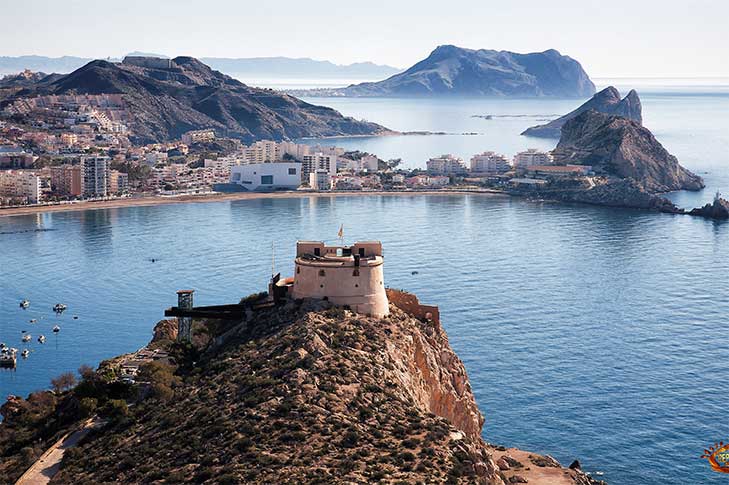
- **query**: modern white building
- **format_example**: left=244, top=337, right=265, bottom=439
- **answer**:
left=0, top=170, right=42, bottom=204
left=513, top=149, right=554, bottom=169
left=229, top=162, right=302, bottom=191
left=81, top=156, right=110, bottom=197
left=309, top=169, right=331, bottom=191
left=470, top=152, right=511, bottom=174
left=426, top=154, right=466, bottom=174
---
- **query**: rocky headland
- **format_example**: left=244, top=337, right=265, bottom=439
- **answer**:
left=302, top=45, right=595, bottom=98
left=1, top=291, right=603, bottom=484
left=522, top=86, right=642, bottom=138
left=688, top=194, right=729, bottom=219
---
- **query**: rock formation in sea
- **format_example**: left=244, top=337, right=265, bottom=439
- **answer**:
left=0, top=290, right=602, bottom=484
left=551, top=110, right=704, bottom=193
left=688, top=193, right=729, bottom=220
left=337, top=45, right=595, bottom=98
left=522, top=86, right=642, bottom=138
left=0, top=57, right=389, bottom=144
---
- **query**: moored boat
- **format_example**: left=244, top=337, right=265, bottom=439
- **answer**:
left=20, top=299, right=30, bottom=309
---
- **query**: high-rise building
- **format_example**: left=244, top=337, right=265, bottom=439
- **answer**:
left=470, top=152, right=511, bottom=174
left=301, top=153, right=337, bottom=181
left=513, top=149, right=554, bottom=169
left=82, top=156, right=110, bottom=197
left=50, top=164, right=83, bottom=196
left=309, top=169, right=331, bottom=190
left=108, top=170, right=129, bottom=194
left=0, top=170, right=42, bottom=204
left=426, top=154, right=466, bottom=175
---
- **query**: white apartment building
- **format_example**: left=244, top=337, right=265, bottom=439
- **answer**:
left=470, top=152, right=511, bottom=174
left=181, top=129, right=215, bottom=145
left=301, top=153, right=337, bottom=180
left=426, top=154, right=466, bottom=174
left=81, top=156, right=110, bottom=197
left=229, top=162, right=302, bottom=191
left=339, top=154, right=379, bottom=172
left=242, top=140, right=281, bottom=163
left=204, top=156, right=239, bottom=171
left=0, top=170, right=42, bottom=204
left=309, top=169, right=331, bottom=191
left=513, top=149, right=554, bottom=169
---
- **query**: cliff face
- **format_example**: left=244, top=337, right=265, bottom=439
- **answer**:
left=5, top=57, right=389, bottom=144
left=552, top=110, right=704, bottom=193
left=522, top=86, right=642, bottom=138
left=340, top=45, right=595, bottom=97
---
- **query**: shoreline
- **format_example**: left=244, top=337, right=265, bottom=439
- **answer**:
left=0, top=189, right=507, bottom=218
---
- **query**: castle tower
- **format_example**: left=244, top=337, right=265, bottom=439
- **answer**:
left=290, top=241, right=389, bottom=317
left=176, top=290, right=194, bottom=342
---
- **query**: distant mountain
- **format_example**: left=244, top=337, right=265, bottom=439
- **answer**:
left=4, top=57, right=388, bottom=144
left=522, top=86, right=642, bottom=138
left=552, top=110, right=703, bottom=193
left=200, top=57, right=401, bottom=80
left=0, top=55, right=401, bottom=80
left=337, top=45, right=595, bottom=97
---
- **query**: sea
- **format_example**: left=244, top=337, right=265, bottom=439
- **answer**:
left=1, top=77, right=728, bottom=484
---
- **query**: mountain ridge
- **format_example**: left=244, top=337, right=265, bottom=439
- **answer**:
left=338, top=45, right=596, bottom=97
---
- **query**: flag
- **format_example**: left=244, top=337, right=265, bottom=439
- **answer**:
left=337, top=224, right=344, bottom=239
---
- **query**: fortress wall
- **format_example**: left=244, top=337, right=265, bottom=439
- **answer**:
left=385, top=288, right=440, bottom=328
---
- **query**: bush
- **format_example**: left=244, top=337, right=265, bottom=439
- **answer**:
left=51, top=372, right=77, bottom=393
left=78, top=397, right=98, bottom=417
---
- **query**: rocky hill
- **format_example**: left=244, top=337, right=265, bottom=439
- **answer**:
left=2, top=57, right=389, bottom=144
left=1, top=293, right=601, bottom=484
left=552, top=110, right=704, bottom=193
left=337, top=45, right=595, bottom=97
left=522, top=86, right=642, bottom=138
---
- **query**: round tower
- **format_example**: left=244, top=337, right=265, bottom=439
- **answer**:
left=291, top=241, right=389, bottom=317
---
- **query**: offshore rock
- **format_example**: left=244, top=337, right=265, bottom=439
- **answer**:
left=522, top=86, right=642, bottom=138
left=688, top=194, right=729, bottom=220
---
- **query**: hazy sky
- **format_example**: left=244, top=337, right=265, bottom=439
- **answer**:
left=1, top=0, right=727, bottom=77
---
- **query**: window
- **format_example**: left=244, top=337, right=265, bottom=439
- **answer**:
left=288, top=168, right=297, bottom=175
left=359, top=248, right=365, bottom=257
left=261, top=175, right=273, bottom=185
left=314, top=248, right=320, bottom=256
left=319, top=270, right=326, bottom=277
left=297, top=267, right=300, bottom=274
left=353, top=269, right=360, bottom=276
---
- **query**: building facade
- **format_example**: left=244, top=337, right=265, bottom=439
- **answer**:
left=470, top=151, right=511, bottom=173
left=50, top=164, right=83, bottom=196
left=301, top=153, right=337, bottom=181
left=81, top=156, right=110, bottom=197
left=426, top=154, right=466, bottom=174
left=513, top=149, right=554, bottom=169
left=309, top=169, right=331, bottom=190
left=229, top=161, right=301, bottom=191
left=0, top=170, right=42, bottom=204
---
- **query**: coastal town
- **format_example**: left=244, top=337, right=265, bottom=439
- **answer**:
left=0, top=106, right=592, bottom=209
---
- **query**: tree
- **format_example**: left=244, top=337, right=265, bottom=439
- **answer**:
left=51, top=372, right=77, bottom=393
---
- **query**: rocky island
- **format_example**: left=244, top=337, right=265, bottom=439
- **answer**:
left=1, top=241, right=604, bottom=484
left=0, top=56, right=389, bottom=144
left=290, top=45, right=595, bottom=98
left=522, top=86, right=642, bottom=138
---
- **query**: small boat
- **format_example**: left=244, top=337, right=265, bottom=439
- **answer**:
left=595, top=471, right=604, bottom=477
left=52, top=325, right=61, bottom=333
left=22, top=334, right=31, bottom=343
left=53, top=303, right=68, bottom=314
left=0, top=348, right=17, bottom=368
left=29, top=319, right=37, bottom=324
left=411, top=271, right=419, bottom=275
left=38, top=335, right=46, bottom=344
left=20, top=299, right=30, bottom=309
left=73, top=315, right=79, bottom=320
left=21, top=349, right=29, bottom=359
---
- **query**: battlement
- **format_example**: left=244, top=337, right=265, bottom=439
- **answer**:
left=290, top=240, right=389, bottom=317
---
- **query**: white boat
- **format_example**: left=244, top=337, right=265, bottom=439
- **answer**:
left=20, top=299, right=30, bottom=309
left=52, top=325, right=61, bottom=333
left=53, top=303, right=68, bottom=314
left=21, top=349, right=29, bottom=358
left=38, top=335, right=46, bottom=344
left=0, top=348, right=17, bottom=368
left=22, top=334, right=31, bottom=343
left=29, top=318, right=37, bottom=323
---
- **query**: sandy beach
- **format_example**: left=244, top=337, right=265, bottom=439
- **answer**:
left=0, top=189, right=507, bottom=218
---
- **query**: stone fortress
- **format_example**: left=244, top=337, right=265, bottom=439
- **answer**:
left=167, top=239, right=440, bottom=342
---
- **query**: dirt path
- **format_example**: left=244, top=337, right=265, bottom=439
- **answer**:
left=15, top=417, right=104, bottom=485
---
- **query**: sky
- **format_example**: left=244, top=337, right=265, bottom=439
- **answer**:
left=1, top=0, right=727, bottom=78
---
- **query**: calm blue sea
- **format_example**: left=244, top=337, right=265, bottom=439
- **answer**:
left=1, top=82, right=728, bottom=484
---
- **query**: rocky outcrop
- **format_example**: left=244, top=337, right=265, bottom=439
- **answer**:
left=338, top=45, right=595, bottom=97
left=40, top=296, right=598, bottom=484
left=4, top=57, right=389, bottom=144
left=688, top=194, right=729, bottom=219
left=522, top=86, right=642, bottom=138
left=552, top=110, right=704, bottom=193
